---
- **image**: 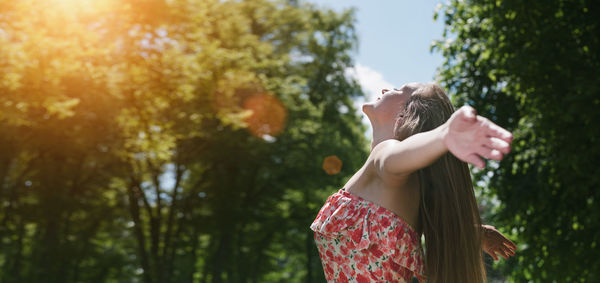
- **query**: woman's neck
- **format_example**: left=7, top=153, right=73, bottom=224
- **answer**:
left=370, top=123, right=395, bottom=151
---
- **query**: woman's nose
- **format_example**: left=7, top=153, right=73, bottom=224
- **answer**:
left=381, top=89, right=389, bottom=94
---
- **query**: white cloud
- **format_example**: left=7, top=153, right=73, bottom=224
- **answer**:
left=345, top=63, right=395, bottom=138
left=345, top=63, right=395, bottom=102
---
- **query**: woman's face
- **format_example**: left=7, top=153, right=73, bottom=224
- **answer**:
left=362, top=83, right=421, bottom=125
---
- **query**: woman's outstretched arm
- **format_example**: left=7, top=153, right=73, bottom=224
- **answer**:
left=372, top=105, right=513, bottom=176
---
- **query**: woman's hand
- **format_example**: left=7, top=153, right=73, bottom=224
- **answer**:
left=372, top=105, right=513, bottom=176
left=443, top=105, right=513, bottom=169
left=482, top=224, right=517, bottom=260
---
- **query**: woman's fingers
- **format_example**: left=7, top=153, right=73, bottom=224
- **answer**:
left=507, top=239, right=517, bottom=250
left=506, top=246, right=516, bottom=256
left=485, top=120, right=513, bottom=143
left=504, top=246, right=514, bottom=257
left=487, top=245, right=516, bottom=261
left=449, top=108, right=514, bottom=167
left=476, top=138, right=510, bottom=162
left=497, top=232, right=517, bottom=250
left=495, top=233, right=517, bottom=252
left=463, top=153, right=485, bottom=169
left=459, top=105, right=477, bottom=122
left=505, top=246, right=516, bottom=256
left=496, top=243, right=515, bottom=259
left=483, top=226, right=516, bottom=261
left=503, top=238, right=517, bottom=250
left=500, top=249, right=509, bottom=259
left=490, top=250, right=499, bottom=261
left=486, top=137, right=511, bottom=154
left=477, top=145, right=504, bottom=161
left=490, top=246, right=510, bottom=260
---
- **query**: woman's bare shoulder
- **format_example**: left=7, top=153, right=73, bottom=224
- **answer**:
left=365, top=145, right=413, bottom=189
left=343, top=151, right=411, bottom=192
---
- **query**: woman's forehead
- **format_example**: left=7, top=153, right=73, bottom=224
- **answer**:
left=392, top=83, right=423, bottom=95
left=404, top=82, right=423, bottom=90
left=393, top=82, right=422, bottom=92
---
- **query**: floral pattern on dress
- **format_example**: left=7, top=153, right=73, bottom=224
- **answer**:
left=310, top=189, right=425, bottom=283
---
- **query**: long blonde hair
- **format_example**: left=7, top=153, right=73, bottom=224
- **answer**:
left=395, top=83, right=486, bottom=283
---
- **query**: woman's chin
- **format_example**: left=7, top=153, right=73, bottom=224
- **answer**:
left=361, top=102, right=374, bottom=114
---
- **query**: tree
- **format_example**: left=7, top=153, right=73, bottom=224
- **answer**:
left=0, top=0, right=367, bottom=282
left=434, top=0, right=600, bottom=281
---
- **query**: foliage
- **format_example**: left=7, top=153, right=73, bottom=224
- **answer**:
left=0, top=0, right=368, bottom=282
left=434, top=0, right=600, bottom=281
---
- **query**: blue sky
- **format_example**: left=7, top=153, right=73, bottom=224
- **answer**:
left=307, top=0, right=446, bottom=101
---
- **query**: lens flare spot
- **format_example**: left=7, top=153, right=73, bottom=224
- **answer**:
left=243, top=93, right=286, bottom=137
left=322, top=155, right=342, bottom=175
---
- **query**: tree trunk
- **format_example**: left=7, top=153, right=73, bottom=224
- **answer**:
left=4, top=216, right=25, bottom=283
left=128, top=182, right=154, bottom=283
left=162, top=163, right=184, bottom=283
left=211, top=234, right=229, bottom=283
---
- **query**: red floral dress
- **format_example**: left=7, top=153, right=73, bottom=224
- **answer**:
left=310, top=189, right=425, bottom=283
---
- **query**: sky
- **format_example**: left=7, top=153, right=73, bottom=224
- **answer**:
left=307, top=0, right=446, bottom=102
left=306, top=0, right=447, bottom=137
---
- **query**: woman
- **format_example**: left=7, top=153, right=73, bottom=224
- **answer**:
left=310, top=83, right=517, bottom=282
